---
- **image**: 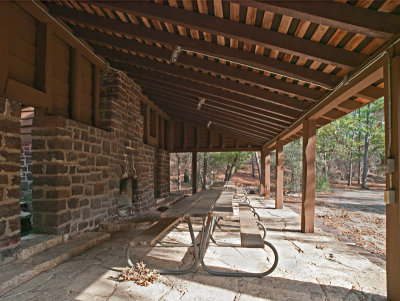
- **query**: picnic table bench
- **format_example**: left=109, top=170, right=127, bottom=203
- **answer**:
left=126, top=188, right=278, bottom=277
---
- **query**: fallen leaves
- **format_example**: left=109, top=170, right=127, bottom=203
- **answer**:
left=116, top=262, right=159, bottom=286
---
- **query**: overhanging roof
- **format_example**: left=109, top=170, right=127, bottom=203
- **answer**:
left=43, top=0, right=399, bottom=150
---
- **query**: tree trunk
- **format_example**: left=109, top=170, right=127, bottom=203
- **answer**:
left=183, top=155, right=190, bottom=183
left=361, top=104, right=371, bottom=189
left=357, top=131, right=362, bottom=184
left=202, top=152, right=208, bottom=189
left=348, top=151, right=353, bottom=186
left=254, top=152, right=261, bottom=180
left=226, top=156, right=239, bottom=181
left=176, top=153, right=181, bottom=191
left=250, top=154, right=256, bottom=178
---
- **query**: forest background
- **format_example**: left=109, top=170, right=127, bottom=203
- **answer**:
left=170, top=98, right=385, bottom=193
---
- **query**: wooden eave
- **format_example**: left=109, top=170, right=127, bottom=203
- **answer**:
left=42, top=0, right=399, bottom=149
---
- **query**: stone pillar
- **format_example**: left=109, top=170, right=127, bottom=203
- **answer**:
left=0, top=98, right=21, bottom=262
left=192, top=152, right=197, bottom=194
left=385, top=53, right=400, bottom=300
left=275, top=142, right=283, bottom=209
left=301, top=119, right=316, bottom=233
left=265, top=150, right=271, bottom=200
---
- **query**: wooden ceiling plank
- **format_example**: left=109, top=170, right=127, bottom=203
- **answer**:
left=157, top=102, right=274, bottom=139
left=91, top=44, right=310, bottom=110
left=89, top=1, right=368, bottom=68
left=129, top=70, right=295, bottom=125
left=264, top=55, right=384, bottom=150
left=49, top=4, right=341, bottom=88
left=144, top=90, right=280, bottom=135
left=135, top=79, right=286, bottom=130
left=228, top=0, right=400, bottom=39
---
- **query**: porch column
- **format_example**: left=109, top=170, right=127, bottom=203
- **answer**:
left=192, top=151, right=197, bottom=194
left=275, top=143, right=283, bottom=209
left=260, top=150, right=265, bottom=196
left=385, top=53, right=400, bottom=300
left=265, top=150, right=271, bottom=199
left=301, top=119, right=316, bottom=233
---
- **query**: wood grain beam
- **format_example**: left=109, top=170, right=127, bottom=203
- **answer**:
left=169, top=113, right=265, bottom=144
left=90, top=41, right=321, bottom=101
left=112, top=61, right=304, bottom=120
left=158, top=103, right=274, bottom=140
left=230, top=0, right=400, bottom=40
left=144, top=91, right=279, bottom=136
left=141, top=85, right=284, bottom=132
left=128, top=70, right=297, bottom=124
left=48, top=4, right=341, bottom=88
left=92, top=44, right=315, bottom=106
left=91, top=1, right=368, bottom=69
left=264, top=56, right=384, bottom=150
left=134, top=77, right=288, bottom=129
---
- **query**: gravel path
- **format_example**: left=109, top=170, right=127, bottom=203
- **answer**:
left=285, top=189, right=386, bottom=258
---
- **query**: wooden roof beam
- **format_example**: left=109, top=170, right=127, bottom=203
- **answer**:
left=139, top=83, right=285, bottom=131
left=230, top=0, right=400, bottom=40
left=168, top=113, right=266, bottom=145
left=130, top=74, right=292, bottom=127
left=159, top=103, right=274, bottom=140
left=123, top=66, right=299, bottom=123
left=48, top=4, right=342, bottom=88
left=91, top=1, right=368, bottom=69
left=264, top=56, right=384, bottom=150
left=140, top=85, right=284, bottom=132
left=91, top=43, right=319, bottom=103
left=145, top=91, right=279, bottom=137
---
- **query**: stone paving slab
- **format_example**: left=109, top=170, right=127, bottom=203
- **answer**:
left=0, top=232, right=110, bottom=297
left=1, top=195, right=386, bottom=300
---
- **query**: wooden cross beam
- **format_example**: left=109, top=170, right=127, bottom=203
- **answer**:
left=229, top=0, right=400, bottom=40
left=91, top=1, right=368, bottom=68
left=48, top=4, right=342, bottom=88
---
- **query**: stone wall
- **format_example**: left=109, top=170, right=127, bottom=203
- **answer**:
left=20, top=143, right=32, bottom=208
left=31, top=116, right=119, bottom=235
left=0, top=98, right=21, bottom=261
left=31, top=71, right=170, bottom=235
left=155, top=149, right=170, bottom=198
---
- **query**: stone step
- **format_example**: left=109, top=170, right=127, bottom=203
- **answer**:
left=16, top=234, right=64, bottom=262
left=0, top=232, right=110, bottom=296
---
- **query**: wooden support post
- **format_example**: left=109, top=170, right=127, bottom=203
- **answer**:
left=301, top=119, right=316, bottom=233
left=260, top=150, right=266, bottom=197
left=265, top=150, right=271, bottom=200
left=192, top=152, right=197, bottom=194
left=385, top=53, right=400, bottom=300
left=0, top=1, right=9, bottom=96
left=70, top=49, right=82, bottom=121
left=168, top=120, right=174, bottom=152
left=275, top=143, right=283, bottom=209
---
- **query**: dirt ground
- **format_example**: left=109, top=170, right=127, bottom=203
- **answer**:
left=284, top=189, right=386, bottom=257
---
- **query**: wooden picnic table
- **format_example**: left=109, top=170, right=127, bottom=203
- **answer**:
left=127, top=188, right=278, bottom=277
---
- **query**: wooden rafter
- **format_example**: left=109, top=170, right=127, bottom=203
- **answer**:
left=92, top=44, right=320, bottom=104
left=80, top=31, right=324, bottom=100
left=124, top=66, right=299, bottom=123
left=48, top=4, right=342, bottom=88
left=140, top=86, right=284, bottom=133
left=145, top=91, right=278, bottom=137
left=229, top=0, right=400, bottom=40
left=264, top=56, right=384, bottom=150
left=130, top=73, right=293, bottom=127
left=91, top=1, right=369, bottom=68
